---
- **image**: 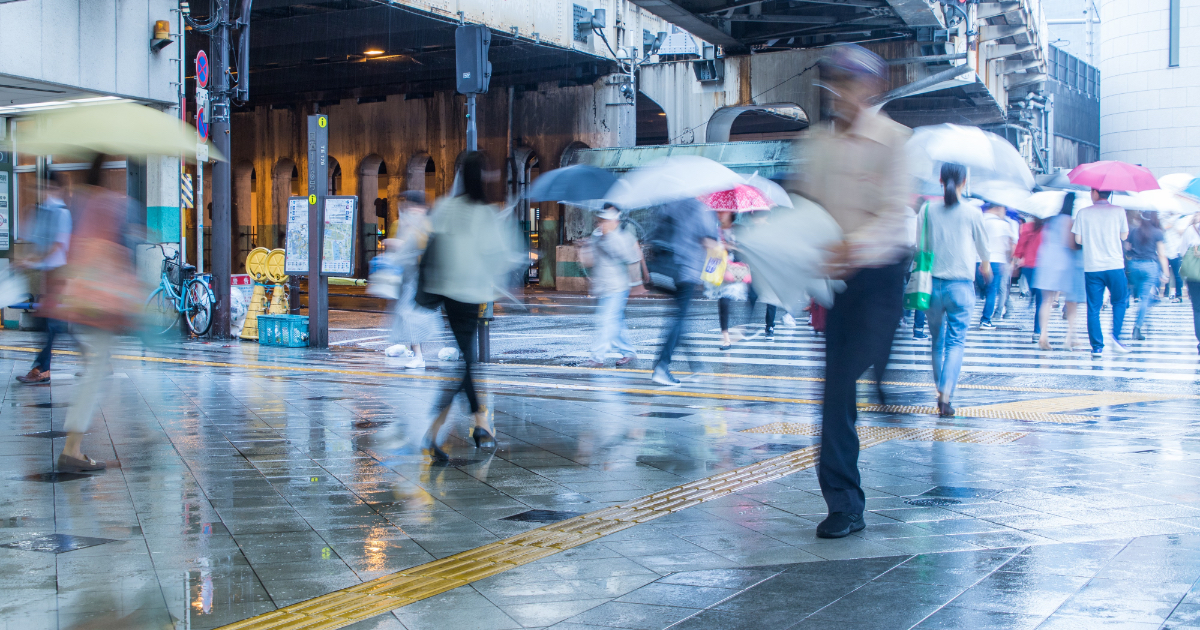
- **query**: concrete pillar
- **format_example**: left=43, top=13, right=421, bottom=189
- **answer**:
left=233, top=162, right=254, bottom=271
left=146, top=154, right=181, bottom=243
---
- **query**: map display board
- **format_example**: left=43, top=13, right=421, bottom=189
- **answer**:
left=321, top=196, right=357, bottom=276
left=284, top=197, right=309, bottom=273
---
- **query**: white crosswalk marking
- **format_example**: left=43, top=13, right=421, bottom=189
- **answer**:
left=629, top=297, right=1200, bottom=382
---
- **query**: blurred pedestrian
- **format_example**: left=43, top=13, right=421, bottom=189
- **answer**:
left=384, top=191, right=439, bottom=368
left=1126, top=212, right=1169, bottom=340
left=712, top=211, right=754, bottom=349
left=1074, top=189, right=1131, bottom=356
left=649, top=198, right=719, bottom=386
left=581, top=207, right=640, bottom=367
left=42, top=156, right=144, bottom=472
left=906, top=205, right=928, bottom=340
left=791, top=43, right=910, bottom=539
left=16, top=171, right=72, bottom=384
left=1179, top=213, right=1200, bottom=352
left=979, top=204, right=1015, bottom=329
left=419, top=152, right=514, bottom=461
left=922, top=164, right=991, bottom=417
left=1034, top=193, right=1086, bottom=350
left=1013, top=216, right=1044, bottom=342
left=1165, top=214, right=1187, bottom=302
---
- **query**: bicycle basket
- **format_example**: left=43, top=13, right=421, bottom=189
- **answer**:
left=165, top=258, right=183, bottom=286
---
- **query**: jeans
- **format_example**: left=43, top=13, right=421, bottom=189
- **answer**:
left=1189, top=281, right=1200, bottom=346
left=819, top=260, right=906, bottom=516
left=591, top=290, right=635, bottom=362
left=32, top=318, right=69, bottom=372
left=656, top=281, right=696, bottom=371
left=980, top=262, right=1004, bottom=324
left=1128, top=259, right=1161, bottom=330
left=927, top=279, right=973, bottom=402
left=912, top=310, right=926, bottom=335
left=436, top=298, right=481, bottom=414
left=1084, top=268, right=1130, bottom=352
left=1019, top=267, right=1043, bottom=334
left=1169, top=257, right=1184, bottom=298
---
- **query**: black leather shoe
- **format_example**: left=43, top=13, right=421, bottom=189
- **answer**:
left=471, top=426, right=496, bottom=450
left=938, top=401, right=955, bottom=417
left=816, top=512, right=865, bottom=539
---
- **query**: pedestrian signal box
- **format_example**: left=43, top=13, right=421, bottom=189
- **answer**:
left=455, top=24, right=492, bottom=94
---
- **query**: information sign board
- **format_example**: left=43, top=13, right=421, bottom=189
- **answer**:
left=284, top=196, right=309, bottom=273
left=321, top=196, right=357, bottom=276
left=0, top=171, right=9, bottom=251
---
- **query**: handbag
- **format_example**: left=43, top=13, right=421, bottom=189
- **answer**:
left=700, top=248, right=728, bottom=286
left=1181, top=226, right=1200, bottom=281
left=414, top=235, right=443, bottom=310
left=366, top=253, right=403, bottom=300
left=724, top=261, right=751, bottom=284
left=903, top=205, right=934, bottom=311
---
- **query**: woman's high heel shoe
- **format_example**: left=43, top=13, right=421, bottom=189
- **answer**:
left=421, top=436, right=449, bottom=462
left=471, top=426, right=496, bottom=450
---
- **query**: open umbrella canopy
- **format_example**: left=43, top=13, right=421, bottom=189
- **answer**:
left=743, top=173, right=793, bottom=208
left=907, top=124, right=1035, bottom=190
left=1036, top=170, right=1090, bottom=191
left=1014, top=190, right=1092, bottom=219
left=736, top=194, right=845, bottom=311
left=527, top=165, right=616, bottom=203
left=604, top=156, right=746, bottom=210
left=1158, top=173, right=1196, bottom=194
left=1067, top=161, right=1159, bottom=192
left=1113, top=189, right=1200, bottom=215
left=700, top=184, right=772, bottom=212
left=17, top=102, right=223, bottom=162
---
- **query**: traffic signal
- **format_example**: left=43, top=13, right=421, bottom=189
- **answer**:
left=455, top=24, right=492, bottom=94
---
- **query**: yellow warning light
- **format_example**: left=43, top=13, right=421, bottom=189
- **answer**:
left=364, top=49, right=385, bottom=56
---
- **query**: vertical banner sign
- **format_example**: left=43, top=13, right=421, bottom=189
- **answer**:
left=284, top=197, right=309, bottom=273
left=0, top=170, right=9, bottom=251
left=306, top=115, right=329, bottom=348
left=321, top=196, right=357, bottom=276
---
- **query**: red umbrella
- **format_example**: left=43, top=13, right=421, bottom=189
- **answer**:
left=1067, top=161, right=1160, bottom=192
left=699, top=184, right=772, bottom=212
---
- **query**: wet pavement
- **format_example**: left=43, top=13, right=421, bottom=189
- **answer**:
left=2, top=295, right=1200, bottom=629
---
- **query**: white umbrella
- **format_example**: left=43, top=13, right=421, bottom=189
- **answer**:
left=1014, top=190, right=1092, bottom=219
left=907, top=124, right=1035, bottom=190
left=744, top=172, right=794, bottom=208
left=1113, top=189, right=1200, bottom=215
left=972, top=181, right=1032, bottom=210
left=604, top=156, right=746, bottom=210
left=736, top=194, right=845, bottom=310
left=1158, top=173, right=1196, bottom=194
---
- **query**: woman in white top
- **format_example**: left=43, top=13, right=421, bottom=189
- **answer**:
left=1180, top=213, right=1200, bottom=353
left=919, top=163, right=991, bottom=417
left=420, top=151, right=517, bottom=461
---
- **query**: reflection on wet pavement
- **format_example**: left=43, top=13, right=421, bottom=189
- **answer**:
left=1, top=322, right=1199, bottom=630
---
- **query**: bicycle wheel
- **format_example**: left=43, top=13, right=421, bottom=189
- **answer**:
left=184, top=280, right=214, bottom=336
left=144, top=288, right=179, bottom=334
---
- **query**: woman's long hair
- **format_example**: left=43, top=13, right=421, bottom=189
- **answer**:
left=1059, top=192, right=1075, bottom=216
left=458, top=151, right=489, bottom=204
left=940, top=163, right=966, bottom=206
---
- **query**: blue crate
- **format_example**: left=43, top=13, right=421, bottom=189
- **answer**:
left=257, top=314, right=309, bottom=347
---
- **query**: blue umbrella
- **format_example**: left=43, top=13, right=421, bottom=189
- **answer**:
left=527, top=165, right=616, bottom=203
left=1183, top=177, right=1200, bottom=202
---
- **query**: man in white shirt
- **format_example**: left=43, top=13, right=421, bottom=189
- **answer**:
left=1072, top=189, right=1130, bottom=356
left=979, top=205, right=1014, bottom=328
left=16, top=173, right=72, bottom=384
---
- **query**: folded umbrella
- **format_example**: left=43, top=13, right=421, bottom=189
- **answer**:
left=700, top=184, right=772, bottom=213
left=604, top=156, right=746, bottom=210
left=527, top=165, right=616, bottom=203
left=17, top=102, right=223, bottom=162
left=1067, top=161, right=1159, bottom=192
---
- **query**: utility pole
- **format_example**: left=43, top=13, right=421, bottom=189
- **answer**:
left=208, top=1, right=232, bottom=339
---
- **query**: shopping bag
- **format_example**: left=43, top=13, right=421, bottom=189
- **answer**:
left=1182, top=246, right=1200, bottom=281
left=700, top=248, right=728, bottom=287
left=903, top=205, right=934, bottom=311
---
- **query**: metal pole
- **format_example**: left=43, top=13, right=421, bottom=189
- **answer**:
left=210, top=0, right=232, bottom=339
left=307, top=114, right=329, bottom=348
left=179, top=7, right=187, bottom=266
left=466, top=94, right=477, bottom=151
left=197, top=159, right=204, bottom=274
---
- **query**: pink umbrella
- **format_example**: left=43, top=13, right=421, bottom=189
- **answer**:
left=700, top=184, right=772, bottom=212
left=1067, top=161, right=1160, bottom=192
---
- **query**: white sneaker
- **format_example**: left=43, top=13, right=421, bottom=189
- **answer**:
left=783, top=313, right=797, bottom=327
left=1110, top=338, right=1131, bottom=354
left=384, top=344, right=407, bottom=357
left=404, top=356, right=426, bottom=369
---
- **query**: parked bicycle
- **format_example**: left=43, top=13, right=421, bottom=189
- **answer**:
left=145, top=244, right=214, bottom=336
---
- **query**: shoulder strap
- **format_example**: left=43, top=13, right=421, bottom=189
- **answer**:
left=919, top=202, right=932, bottom=253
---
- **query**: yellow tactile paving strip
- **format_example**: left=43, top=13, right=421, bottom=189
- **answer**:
left=742, top=422, right=1028, bottom=445
left=960, top=392, right=1178, bottom=415
left=214, top=425, right=1023, bottom=630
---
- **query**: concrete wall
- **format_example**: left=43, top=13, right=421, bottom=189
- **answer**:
left=0, top=0, right=177, bottom=105
left=638, top=50, right=824, bottom=146
left=229, top=77, right=633, bottom=278
left=1099, top=0, right=1200, bottom=175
